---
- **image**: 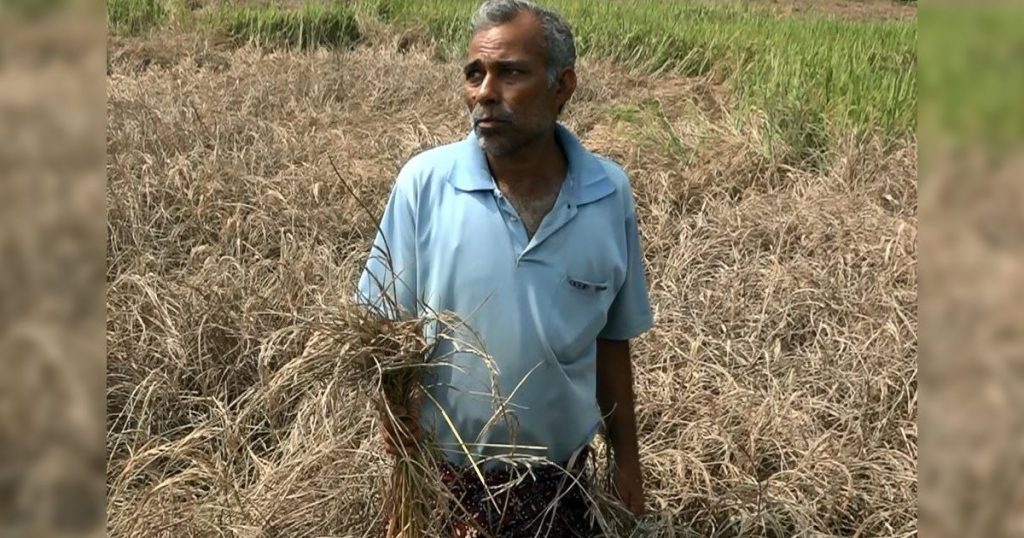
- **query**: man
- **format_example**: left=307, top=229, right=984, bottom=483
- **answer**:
left=357, top=1, right=654, bottom=535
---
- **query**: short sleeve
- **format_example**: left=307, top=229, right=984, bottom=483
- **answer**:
left=598, top=202, right=654, bottom=341
left=355, top=168, right=418, bottom=320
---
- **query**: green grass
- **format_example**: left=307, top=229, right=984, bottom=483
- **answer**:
left=107, top=0, right=916, bottom=161
left=920, top=6, right=1024, bottom=150
left=108, top=0, right=169, bottom=34
left=209, top=3, right=360, bottom=49
left=107, top=0, right=360, bottom=48
left=358, top=0, right=916, bottom=161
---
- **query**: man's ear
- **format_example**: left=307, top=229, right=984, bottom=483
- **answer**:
left=554, top=67, right=577, bottom=110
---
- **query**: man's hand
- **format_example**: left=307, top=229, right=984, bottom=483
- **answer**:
left=596, top=338, right=647, bottom=516
left=613, top=460, right=646, bottom=515
left=376, top=395, right=423, bottom=457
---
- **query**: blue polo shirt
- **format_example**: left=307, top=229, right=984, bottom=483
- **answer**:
left=357, top=123, right=654, bottom=468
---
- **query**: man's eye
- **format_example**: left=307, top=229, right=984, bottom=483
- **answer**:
left=466, top=71, right=483, bottom=82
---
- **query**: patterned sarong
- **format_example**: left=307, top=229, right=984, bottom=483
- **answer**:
left=439, top=448, right=598, bottom=538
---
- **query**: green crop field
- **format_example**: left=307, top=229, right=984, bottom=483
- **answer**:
left=107, top=0, right=916, bottom=164
left=363, top=0, right=916, bottom=158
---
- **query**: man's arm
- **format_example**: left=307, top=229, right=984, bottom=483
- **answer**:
left=595, top=171, right=653, bottom=514
left=596, top=337, right=645, bottom=515
left=355, top=166, right=421, bottom=454
left=356, top=167, right=418, bottom=319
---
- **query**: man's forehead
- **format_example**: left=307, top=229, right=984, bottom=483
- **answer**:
left=466, top=13, right=545, bottom=62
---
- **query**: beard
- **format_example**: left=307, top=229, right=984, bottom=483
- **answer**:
left=468, top=105, right=551, bottom=158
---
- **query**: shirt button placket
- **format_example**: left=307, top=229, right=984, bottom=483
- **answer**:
left=495, top=190, right=525, bottom=258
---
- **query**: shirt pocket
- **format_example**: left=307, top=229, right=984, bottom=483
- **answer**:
left=544, top=272, right=613, bottom=362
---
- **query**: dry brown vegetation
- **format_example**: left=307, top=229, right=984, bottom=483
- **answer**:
left=106, top=20, right=917, bottom=537
left=760, top=0, right=915, bottom=21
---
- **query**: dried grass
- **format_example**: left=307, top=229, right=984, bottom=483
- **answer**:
left=106, top=29, right=917, bottom=537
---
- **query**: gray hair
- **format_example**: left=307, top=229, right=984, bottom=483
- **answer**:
left=471, top=0, right=577, bottom=87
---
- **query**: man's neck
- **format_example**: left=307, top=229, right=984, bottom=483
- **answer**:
left=485, top=129, right=567, bottom=194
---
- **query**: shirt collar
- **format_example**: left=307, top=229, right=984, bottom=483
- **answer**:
left=450, top=123, right=615, bottom=205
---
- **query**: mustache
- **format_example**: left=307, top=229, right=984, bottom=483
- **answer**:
left=470, top=107, right=514, bottom=123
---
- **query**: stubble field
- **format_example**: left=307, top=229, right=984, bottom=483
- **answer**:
left=105, top=1, right=918, bottom=536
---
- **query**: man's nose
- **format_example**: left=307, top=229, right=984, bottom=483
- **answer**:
left=475, top=73, right=499, bottom=106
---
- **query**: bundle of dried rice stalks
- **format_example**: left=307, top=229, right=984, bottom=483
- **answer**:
left=295, top=308, right=457, bottom=537
left=320, top=157, right=503, bottom=537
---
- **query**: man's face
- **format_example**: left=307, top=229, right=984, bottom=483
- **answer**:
left=463, top=12, right=569, bottom=157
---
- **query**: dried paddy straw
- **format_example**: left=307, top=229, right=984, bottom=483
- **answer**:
left=290, top=307, right=449, bottom=537
left=106, top=36, right=916, bottom=537
left=317, top=158, right=500, bottom=537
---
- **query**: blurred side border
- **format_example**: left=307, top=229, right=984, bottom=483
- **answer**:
left=1, top=0, right=1023, bottom=536
left=0, top=0, right=106, bottom=536
left=919, top=2, right=1024, bottom=537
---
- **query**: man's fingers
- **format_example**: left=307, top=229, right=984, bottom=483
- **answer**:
left=375, top=395, right=424, bottom=456
left=383, top=413, right=420, bottom=434
left=379, top=410, right=423, bottom=456
left=377, top=400, right=406, bottom=417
